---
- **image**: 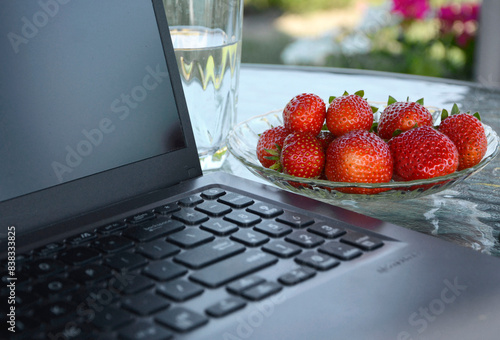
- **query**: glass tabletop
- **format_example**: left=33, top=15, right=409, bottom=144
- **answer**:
left=222, top=64, right=500, bottom=256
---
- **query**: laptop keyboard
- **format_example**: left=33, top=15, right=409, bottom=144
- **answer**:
left=1, top=187, right=387, bottom=339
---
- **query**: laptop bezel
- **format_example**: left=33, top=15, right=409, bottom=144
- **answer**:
left=0, top=0, right=202, bottom=234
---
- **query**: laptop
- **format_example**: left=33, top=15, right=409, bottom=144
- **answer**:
left=1, top=1, right=499, bottom=339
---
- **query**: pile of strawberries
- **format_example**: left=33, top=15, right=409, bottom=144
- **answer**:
left=256, top=91, right=489, bottom=194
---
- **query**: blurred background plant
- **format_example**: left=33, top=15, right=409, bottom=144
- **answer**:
left=242, top=0, right=482, bottom=80
left=244, top=0, right=352, bottom=13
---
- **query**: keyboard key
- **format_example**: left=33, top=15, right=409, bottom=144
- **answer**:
left=226, top=276, right=266, bottom=295
left=155, top=203, right=181, bottom=216
left=341, top=231, right=384, bottom=251
left=136, top=239, right=180, bottom=260
left=178, top=195, right=204, bottom=207
left=200, top=219, right=239, bottom=236
left=35, top=242, right=65, bottom=256
left=37, top=300, right=78, bottom=326
left=168, top=228, right=215, bottom=248
left=74, top=286, right=119, bottom=309
left=34, top=277, right=79, bottom=297
left=285, top=231, right=325, bottom=248
left=69, top=264, right=112, bottom=284
left=123, top=218, right=184, bottom=242
left=30, top=259, right=66, bottom=278
left=112, top=274, right=155, bottom=295
left=66, top=231, right=97, bottom=246
left=230, top=229, right=269, bottom=247
left=308, top=222, right=346, bottom=239
left=174, top=239, right=245, bottom=269
left=254, top=221, right=292, bottom=238
left=156, top=307, right=208, bottom=333
left=246, top=202, right=284, bottom=218
left=92, top=306, right=133, bottom=331
left=262, top=241, right=302, bottom=258
left=118, top=322, right=174, bottom=340
left=96, top=222, right=127, bottom=235
left=122, top=292, right=170, bottom=316
left=105, top=252, right=148, bottom=272
left=295, top=251, right=340, bottom=271
left=224, top=211, right=262, bottom=227
left=13, top=253, right=32, bottom=267
left=92, top=235, right=134, bottom=254
left=201, top=188, right=226, bottom=199
left=276, top=211, right=314, bottom=228
left=190, top=250, right=278, bottom=288
left=278, top=267, right=316, bottom=286
left=157, top=279, right=204, bottom=301
left=126, top=211, right=156, bottom=224
left=143, top=260, right=187, bottom=281
left=195, top=201, right=232, bottom=217
left=59, top=246, right=102, bottom=265
left=241, top=282, right=283, bottom=301
left=319, top=242, right=362, bottom=261
left=172, top=208, right=209, bottom=225
left=218, top=192, right=254, bottom=208
left=206, top=296, right=247, bottom=317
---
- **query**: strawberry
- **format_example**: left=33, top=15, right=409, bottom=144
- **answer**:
left=283, top=93, right=326, bottom=136
left=280, top=132, right=325, bottom=179
left=256, top=125, right=291, bottom=169
left=438, top=105, right=488, bottom=171
left=388, top=126, right=459, bottom=181
left=377, top=97, right=433, bottom=140
left=324, top=130, right=393, bottom=194
left=326, top=90, right=374, bottom=137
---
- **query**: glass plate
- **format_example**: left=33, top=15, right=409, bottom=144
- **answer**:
left=227, top=109, right=500, bottom=202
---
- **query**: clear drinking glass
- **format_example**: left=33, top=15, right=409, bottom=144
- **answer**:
left=163, top=0, right=243, bottom=171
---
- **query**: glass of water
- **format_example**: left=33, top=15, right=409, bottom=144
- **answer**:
left=163, top=0, right=243, bottom=171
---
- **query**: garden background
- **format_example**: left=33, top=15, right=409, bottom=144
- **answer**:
left=242, top=0, right=482, bottom=81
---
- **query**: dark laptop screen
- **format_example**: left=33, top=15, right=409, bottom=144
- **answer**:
left=0, top=0, right=186, bottom=202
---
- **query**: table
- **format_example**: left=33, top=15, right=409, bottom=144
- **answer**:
left=222, top=64, right=500, bottom=257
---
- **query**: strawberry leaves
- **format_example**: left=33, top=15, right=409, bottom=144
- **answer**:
left=441, top=103, right=481, bottom=123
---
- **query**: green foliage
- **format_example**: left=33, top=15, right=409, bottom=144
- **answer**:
left=279, top=0, right=351, bottom=13
left=244, top=0, right=351, bottom=13
left=241, top=31, right=293, bottom=64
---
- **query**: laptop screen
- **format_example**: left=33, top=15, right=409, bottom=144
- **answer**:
left=0, top=0, right=186, bottom=202
left=0, top=0, right=202, bottom=235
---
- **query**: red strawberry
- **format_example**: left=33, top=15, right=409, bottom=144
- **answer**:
left=377, top=97, right=433, bottom=140
left=388, top=126, right=459, bottom=181
left=325, top=130, right=393, bottom=194
left=256, top=125, right=291, bottom=169
left=326, top=90, right=374, bottom=137
left=438, top=105, right=487, bottom=171
left=283, top=93, right=326, bottom=136
left=280, top=132, right=325, bottom=179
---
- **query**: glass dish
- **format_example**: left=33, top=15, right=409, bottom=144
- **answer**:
left=227, top=109, right=500, bottom=202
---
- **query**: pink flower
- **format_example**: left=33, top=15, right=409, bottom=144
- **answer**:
left=437, top=2, right=481, bottom=47
left=392, top=0, right=431, bottom=20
